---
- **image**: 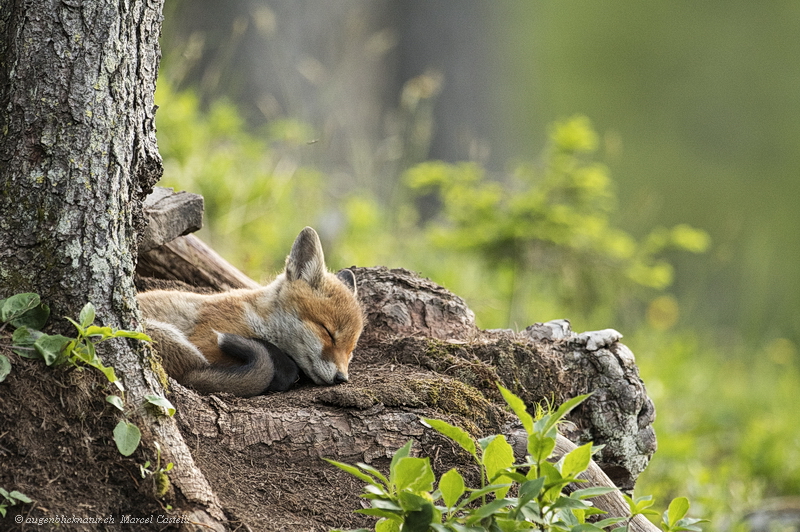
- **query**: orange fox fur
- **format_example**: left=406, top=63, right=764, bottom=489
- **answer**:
left=136, top=227, right=364, bottom=397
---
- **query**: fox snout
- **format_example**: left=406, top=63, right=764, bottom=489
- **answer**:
left=333, top=371, right=348, bottom=385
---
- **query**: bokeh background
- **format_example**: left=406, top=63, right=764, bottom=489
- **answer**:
left=155, top=1, right=800, bottom=528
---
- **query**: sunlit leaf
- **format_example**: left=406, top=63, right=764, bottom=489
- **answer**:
left=145, top=395, right=176, bottom=416
left=422, top=418, right=477, bottom=459
left=106, top=395, right=125, bottom=412
left=439, top=468, right=465, bottom=509
left=79, top=302, right=96, bottom=328
left=392, top=457, right=434, bottom=493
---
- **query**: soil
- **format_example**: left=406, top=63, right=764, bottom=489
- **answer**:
left=0, top=345, right=167, bottom=531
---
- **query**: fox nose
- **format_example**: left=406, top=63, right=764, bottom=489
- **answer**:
left=333, top=371, right=349, bottom=385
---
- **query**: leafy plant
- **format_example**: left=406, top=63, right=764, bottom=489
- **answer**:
left=327, top=384, right=703, bottom=532
left=4, top=295, right=167, bottom=457
left=139, top=441, right=174, bottom=498
left=0, top=488, right=32, bottom=518
left=0, top=293, right=51, bottom=382
left=403, top=116, right=710, bottom=327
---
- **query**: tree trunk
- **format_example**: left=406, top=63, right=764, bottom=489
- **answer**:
left=0, top=1, right=226, bottom=529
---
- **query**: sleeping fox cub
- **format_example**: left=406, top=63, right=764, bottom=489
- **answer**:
left=137, top=227, right=364, bottom=397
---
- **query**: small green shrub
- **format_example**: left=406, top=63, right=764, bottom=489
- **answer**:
left=0, top=488, right=32, bottom=518
left=3, top=294, right=171, bottom=458
left=327, top=384, right=704, bottom=532
left=403, top=116, right=709, bottom=328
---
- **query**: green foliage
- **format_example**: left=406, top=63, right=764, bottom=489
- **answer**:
left=139, top=442, right=174, bottom=499
left=633, top=330, right=800, bottom=529
left=327, top=385, right=701, bottom=532
left=113, top=420, right=142, bottom=457
left=0, top=293, right=50, bottom=330
left=2, top=295, right=169, bottom=459
left=404, top=116, right=709, bottom=326
left=0, top=293, right=51, bottom=382
left=0, top=488, right=32, bottom=518
left=155, top=82, right=330, bottom=278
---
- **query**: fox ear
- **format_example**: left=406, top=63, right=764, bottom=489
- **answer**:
left=285, top=227, right=326, bottom=287
left=336, top=269, right=357, bottom=295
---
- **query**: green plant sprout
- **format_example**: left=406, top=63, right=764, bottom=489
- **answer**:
left=139, top=441, right=175, bottom=498
left=327, top=384, right=705, bottom=532
left=0, top=488, right=32, bottom=518
left=3, top=294, right=170, bottom=458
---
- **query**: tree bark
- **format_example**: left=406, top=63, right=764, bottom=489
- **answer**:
left=0, top=1, right=226, bottom=529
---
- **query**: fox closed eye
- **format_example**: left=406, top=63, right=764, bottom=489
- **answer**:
left=321, top=324, right=335, bottom=344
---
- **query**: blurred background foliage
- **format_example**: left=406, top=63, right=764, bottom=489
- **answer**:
left=155, top=1, right=799, bottom=529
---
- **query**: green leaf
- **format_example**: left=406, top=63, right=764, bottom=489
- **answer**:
left=392, top=456, right=434, bottom=493
left=79, top=302, right=96, bottom=328
left=10, top=302, right=50, bottom=330
left=439, top=468, right=466, bottom=508
left=34, top=334, right=71, bottom=365
left=356, top=463, right=390, bottom=488
left=570, top=525, right=606, bottom=532
left=11, top=325, right=40, bottom=345
left=84, top=325, right=114, bottom=339
left=324, top=459, right=384, bottom=489
left=145, top=395, right=176, bottom=416
left=376, top=518, right=401, bottom=532
left=665, top=497, right=690, bottom=527
left=527, top=433, right=557, bottom=463
left=518, top=476, right=545, bottom=503
left=106, top=395, right=125, bottom=412
left=97, top=364, right=120, bottom=388
left=113, top=420, right=142, bottom=456
left=561, top=442, right=593, bottom=478
left=1, top=293, right=40, bottom=323
left=623, top=494, right=659, bottom=517
left=397, top=491, right=431, bottom=512
left=672, top=517, right=709, bottom=532
left=0, top=355, right=10, bottom=382
left=497, top=383, right=534, bottom=434
left=8, top=491, right=32, bottom=504
left=570, top=486, right=616, bottom=500
left=401, top=500, right=435, bottom=532
left=483, top=435, right=514, bottom=479
left=594, top=517, right=628, bottom=529
left=462, top=483, right=513, bottom=507
left=552, top=495, right=589, bottom=511
left=367, top=499, right=404, bottom=512
left=390, top=440, right=413, bottom=484
left=422, top=418, right=477, bottom=459
left=356, top=508, right=403, bottom=520
left=482, top=434, right=515, bottom=498
left=465, top=497, right=513, bottom=523
left=543, top=394, right=591, bottom=435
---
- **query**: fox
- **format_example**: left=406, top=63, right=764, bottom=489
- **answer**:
left=136, top=227, right=364, bottom=397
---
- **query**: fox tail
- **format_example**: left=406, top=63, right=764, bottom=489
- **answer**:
left=184, top=334, right=299, bottom=397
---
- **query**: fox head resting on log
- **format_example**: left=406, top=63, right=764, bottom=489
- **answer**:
left=137, top=227, right=364, bottom=397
